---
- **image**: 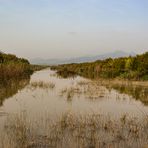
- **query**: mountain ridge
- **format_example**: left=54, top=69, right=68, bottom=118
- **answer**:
left=30, top=51, right=136, bottom=65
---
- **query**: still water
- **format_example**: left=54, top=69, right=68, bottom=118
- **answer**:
left=0, top=68, right=148, bottom=147
left=0, top=68, right=147, bottom=119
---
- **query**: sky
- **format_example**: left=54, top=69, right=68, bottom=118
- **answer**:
left=0, top=0, right=148, bottom=59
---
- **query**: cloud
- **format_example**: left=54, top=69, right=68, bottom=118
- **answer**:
left=68, top=32, right=77, bottom=35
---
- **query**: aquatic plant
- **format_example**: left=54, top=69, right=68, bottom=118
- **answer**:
left=59, top=81, right=108, bottom=101
left=30, top=81, right=55, bottom=89
left=1, top=112, right=148, bottom=148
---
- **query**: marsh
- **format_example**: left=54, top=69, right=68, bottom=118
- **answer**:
left=0, top=68, right=148, bottom=148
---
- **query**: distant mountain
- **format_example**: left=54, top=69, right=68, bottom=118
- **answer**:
left=30, top=51, right=136, bottom=65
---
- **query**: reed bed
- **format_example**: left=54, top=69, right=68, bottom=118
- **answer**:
left=77, top=80, right=90, bottom=86
left=30, top=81, right=55, bottom=89
left=60, top=81, right=108, bottom=101
left=60, top=87, right=82, bottom=100
left=1, top=112, right=148, bottom=148
left=0, top=63, right=32, bottom=82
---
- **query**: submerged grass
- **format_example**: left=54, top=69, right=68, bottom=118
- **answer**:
left=59, top=80, right=108, bottom=101
left=1, top=112, right=148, bottom=148
left=30, top=81, right=55, bottom=89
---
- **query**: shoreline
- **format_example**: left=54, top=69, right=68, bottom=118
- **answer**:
left=93, top=78, right=148, bottom=87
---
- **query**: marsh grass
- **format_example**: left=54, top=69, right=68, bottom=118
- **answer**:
left=77, top=80, right=90, bottom=86
left=60, top=87, right=83, bottom=102
left=30, top=81, right=55, bottom=89
left=1, top=112, right=148, bottom=148
left=0, top=63, right=32, bottom=82
left=7, top=113, right=35, bottom=147
left=59, top=81, right=108, bottom=101
left=0, top=133, right=17, bottom=148
left=103, top=80, right=148, bottom=106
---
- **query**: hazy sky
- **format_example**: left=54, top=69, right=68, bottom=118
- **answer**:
left=0, top=0, right=148, bottom=59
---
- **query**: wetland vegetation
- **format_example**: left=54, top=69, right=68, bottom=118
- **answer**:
left=0, top=52, right=32, bottom=82
left=30, top=81, right=55, bottom=89
left=0, top=112, right=148, bottom=148
left=0, top=52, right=47, bottom=82
left=0, top=52, right=48, bottom=105
left=0, top=78, right=30, bottom=106
left=0, top=53, right=148, bottom=148
left=51, top=52, right=148, bottom=80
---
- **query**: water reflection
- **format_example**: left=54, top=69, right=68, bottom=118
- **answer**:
left=106, top=84, right=148, bottom=106
left=56, top=69, right=77, bottom=79
left=57, top=69, right=148, bottom=106
left=0, top=69, right=147, bottom=121
left=0, top=68, right=148, bottom=147
left=0, top=77, right=30, bottom=106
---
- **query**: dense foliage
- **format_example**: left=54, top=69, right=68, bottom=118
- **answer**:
left=0, top=52, right=48, bottom=105
left=0, top=52, right=33, bottom=82
left=51, top=52, right=148, bottom=80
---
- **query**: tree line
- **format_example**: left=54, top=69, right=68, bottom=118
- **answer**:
left=0, top=52, right=33, bottom=81
left=51, top=52, right=148, bottom=80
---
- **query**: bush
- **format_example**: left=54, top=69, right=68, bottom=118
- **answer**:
left=0, top=52, right=33, bottom=82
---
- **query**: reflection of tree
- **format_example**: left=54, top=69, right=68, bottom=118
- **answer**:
left=0, top=76, right=30, bottom=106
left=109, top=84, right=148, bottom=105
left=57, top=69, right=77, bottom=79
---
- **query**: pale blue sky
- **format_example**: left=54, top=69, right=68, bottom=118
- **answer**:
left=0, top=0, right=148, bottom=59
